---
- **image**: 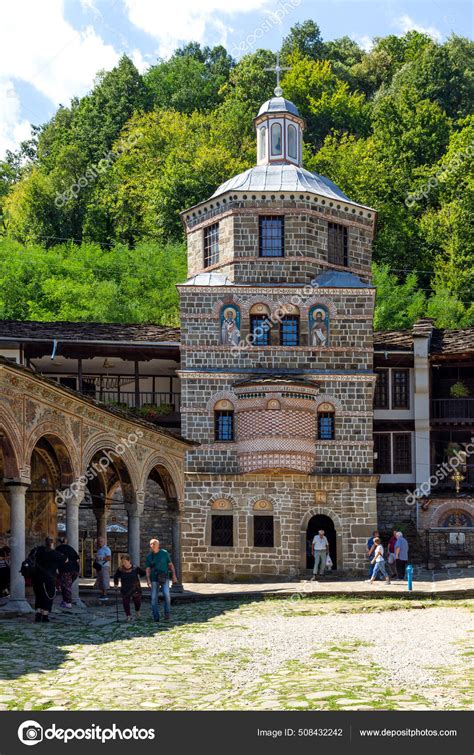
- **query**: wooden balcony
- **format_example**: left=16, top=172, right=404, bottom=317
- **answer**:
left=431, top=398, right=474, bottom=424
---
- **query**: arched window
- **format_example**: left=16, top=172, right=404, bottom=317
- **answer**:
left=288, top=123, right=297, bottom=160
left=220, top=305, right=241, bottom=346
left=271, top=122, right=282, bottom=155
left=249, top=303, right=271, bottom=346
left=280, top=311, right=300, bottom=346
left=214, top=399, right=234, bottom=441
left=253, top=500, right=274, bottom=547
left=318, top=404, right=335, bottom=440
left=210, top=499, right=234, bottom=546
left=259, top=126, right=267, bottom=160
left=309, top=305, right=329, bottom=348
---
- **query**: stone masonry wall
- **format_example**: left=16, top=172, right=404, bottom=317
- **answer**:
left=181, top=473, right=378, bottom=581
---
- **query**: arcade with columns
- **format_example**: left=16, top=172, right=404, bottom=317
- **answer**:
left=0, top=360, right=191, bottom=612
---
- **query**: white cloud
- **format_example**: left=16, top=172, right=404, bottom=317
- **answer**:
left=124, top=0, right=271, bottom=57
left=0, top=79, right=31, bottom=156
left=352, top=34, right=373, bottom=52
left=131, top=48, right=149, bottom=74
left=0, top=0, right=119, bottom=106
left=395, top=14, right=443, bottom=43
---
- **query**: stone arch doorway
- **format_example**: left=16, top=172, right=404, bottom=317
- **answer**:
left=306, top=514, right=337, bottom=570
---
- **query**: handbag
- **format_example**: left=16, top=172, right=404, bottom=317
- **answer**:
left=93, top=560, right=102, bottom=572
left=156, top=572, right=168, bottom=585
left=326, top=554, right=333, bottom=568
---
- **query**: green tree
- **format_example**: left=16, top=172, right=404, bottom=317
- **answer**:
left=281, top=20, right=324, bottom=62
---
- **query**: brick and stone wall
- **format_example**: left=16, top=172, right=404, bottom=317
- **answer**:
left=181, top=474, right=378, bottom=581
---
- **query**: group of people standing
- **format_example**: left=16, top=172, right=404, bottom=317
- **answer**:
left=366, top=529, right=410, bottom=584
left=15, top=534, right=177, bottom=625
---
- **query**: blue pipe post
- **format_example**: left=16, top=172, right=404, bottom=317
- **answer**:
left=406, top=564, right=413, bottom=591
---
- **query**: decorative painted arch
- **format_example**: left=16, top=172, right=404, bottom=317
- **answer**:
left=428, top=501, right=474, bottom=529
left=0, top=408, right=22, bottom=480
left=81, top=433, right=141, bottom=494
left=139, top=452, right=184, bottom=504
left=302, top=296, right=337, bottom=319
left=25, top=422, right=79, bottom=486
left=206, top=390, right=238, bottom=411
left=240, top=295, right=275, bottom=318
left=315, top=395, right=343, bottom=412
left=212, top=295, right=243, bottom=317
left=249, top=494, right=277, bottom=511
left=208, top=492, right=238, bottom=510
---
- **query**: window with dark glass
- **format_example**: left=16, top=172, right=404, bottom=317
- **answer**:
left=374, top=433, right=391, bottom=474
left=203, top=222, right=219, bottom=268
left=271, top=122, right=282, bottom=155
left=393, top=433, right=412, bottom=474
left=328, top=222, right=348, bottom=266
left=259, top=215, right=284, bottom=257
left=288, top=124, right=297, bottom=159
left=318, top=411, right=335, bottom=440
left=214, top=410, right=234, bottom=441
left=211, top=515, right=233, bottom=546
left=374, top=369, right=389, bottom=409
left=254, top=516, right=274, bottom=547
left=392, top=369, right=410, bottom=409
left=250, top=314, right=271, bottom=345
left=280, top=315, right=299, bottom=346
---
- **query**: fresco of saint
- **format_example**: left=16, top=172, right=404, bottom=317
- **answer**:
left=310, top=307, right=329, bottom=347
left=221, top=307, right=241, bottom=346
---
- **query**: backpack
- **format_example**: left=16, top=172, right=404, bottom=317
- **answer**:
left=20, top=549, right=37, bottom=579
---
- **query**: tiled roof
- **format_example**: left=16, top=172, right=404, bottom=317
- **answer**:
left=374, top=326, right=474, bottom=355
left=0, top=356, right=193, bottom=444
left=373, top=330, right=413, bottom=351
left=430, top=328, right=474, bottom=355
left=0, top=320, right=180, bottom=344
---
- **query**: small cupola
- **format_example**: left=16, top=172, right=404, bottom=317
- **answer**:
left=254, top=56, right=305, bottom=167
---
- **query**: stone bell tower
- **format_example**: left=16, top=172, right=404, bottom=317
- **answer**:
left=178, top=73, right=378, bottom=581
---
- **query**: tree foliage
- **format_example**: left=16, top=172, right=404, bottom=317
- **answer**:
left=0, top=25, right=473, bottom=329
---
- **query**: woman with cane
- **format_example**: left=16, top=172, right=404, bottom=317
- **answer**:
left=113, top=554, right=146, bottom=622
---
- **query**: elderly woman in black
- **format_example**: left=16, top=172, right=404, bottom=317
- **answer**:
left=33, top=537, right=67, bottom=623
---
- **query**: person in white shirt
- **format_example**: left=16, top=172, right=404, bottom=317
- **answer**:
left=366, top=537, right=391, bottom=584
left=311, top=529, right=329, bottom=579
left=95, top=536, right=112, bottom=601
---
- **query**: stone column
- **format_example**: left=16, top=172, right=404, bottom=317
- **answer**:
left=95, top=510, right=107, bottom=542
left=171, top=507, right=184, bottom=593
left=3, top=482, right=33, bottom=613
left=66, top=489, right=84, bottom=606
left=127, top=510, right=141, bottom=566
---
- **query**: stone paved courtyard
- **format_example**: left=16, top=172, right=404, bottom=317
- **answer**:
left=0, top=596, right=472, bottom=712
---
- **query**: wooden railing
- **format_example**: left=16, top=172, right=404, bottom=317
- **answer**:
left=431, top=398, right=474, bottom=421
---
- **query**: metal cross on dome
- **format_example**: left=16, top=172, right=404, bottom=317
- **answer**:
left=264, top=52, right=291, bottom=97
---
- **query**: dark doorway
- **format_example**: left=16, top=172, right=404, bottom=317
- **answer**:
left=306, top=514, right=337, bottom=569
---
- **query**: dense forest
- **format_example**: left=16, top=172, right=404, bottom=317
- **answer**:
left=0, top=21, right=473, bottom=329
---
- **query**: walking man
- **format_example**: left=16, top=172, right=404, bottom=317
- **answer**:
left=311, top=529, right=329, bottom=580
left=95, top=536, right=111, bottom=601
left=145, top=538, right=177, bottom=622
left=395, top=530, right=409, bottom=579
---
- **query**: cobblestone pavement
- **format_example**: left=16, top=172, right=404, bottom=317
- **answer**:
left=0, top=597, right=472, bottom=712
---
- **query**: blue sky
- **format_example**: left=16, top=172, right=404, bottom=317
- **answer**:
left=0, top=0, right=472, bottom=158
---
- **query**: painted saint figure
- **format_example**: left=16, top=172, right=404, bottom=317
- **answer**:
left=221, top=307, right=241, bottom=346
left=310, top=308, right=329, bottom=347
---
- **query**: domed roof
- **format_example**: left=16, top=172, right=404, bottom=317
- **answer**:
left=211, top=163, right=354, bottom=203
left=257, top=96, right=301, bottom=118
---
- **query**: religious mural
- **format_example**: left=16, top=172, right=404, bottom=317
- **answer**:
left=309, top=306, right=329, bottom=347
left=221, top=305, right=241, bottom=346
